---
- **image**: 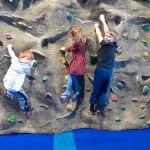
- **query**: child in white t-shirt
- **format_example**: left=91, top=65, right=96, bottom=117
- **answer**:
left=3, top=44, right=34, bottom=117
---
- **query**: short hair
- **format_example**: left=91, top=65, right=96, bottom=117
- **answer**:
left=108, top=30, right=118, bottom=41
left=19, top=50, right=34, bottom=60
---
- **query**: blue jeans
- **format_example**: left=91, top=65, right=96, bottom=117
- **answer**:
left=90, top=67, right=112, bottom=108
left=7, top=89, right=28, bottom=111
left=62, top=74, right=78, bottom=96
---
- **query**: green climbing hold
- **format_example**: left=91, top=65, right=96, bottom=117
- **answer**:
left=147, top=121, right=150, bottom=126
left=117, top=81, right=125, bottom=89
left=59, top=49, right=66, bottom=57
left=90, top=53, right=97, bottom=65
left=121, top=106, right=126, bottom=111
left=78, top=85, right=81, bottom=91
left=33, top=60, right=40, bottom=68
left=143, top=85, right=149, bottom=95
left=114, top=115, right=121, bottom=122
left=140, top=39, right=148, bottom=47
left=7, top=115, right=16, bottom=124
left=142, top=23, right=150, bottom=33
left=42, top=75, right=48, bottom=83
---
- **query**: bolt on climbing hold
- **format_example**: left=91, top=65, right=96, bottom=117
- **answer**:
left=90, top=53, right=98, bottom=65
left=117, top=81, right=125, bottom=89
left=114, top=115, right=121, bottom=122
left=66, top=104, right=73, bottom=112
left=17, top=21, right=28, bottom=28
left=111, top=94, right=118, bottom=101
left=142, top=23, right=150, bottom=33
left=5, top=34, right=14, bottom=40
left=121, top=106, right=126, bottom=111
left=143, top=85, right=149, bottom=95
left=66, top=12, right=73, bottom=23
left=36, top=12, right=47, bottom=21
left=44, top=92, right=52, bottom=100
left=7, top=115, right=16, bottom=125
left=33, top=60, right=40, bottom=68
left=147, top=121, right=150, bottom=126
left=140, top=105, right=145, bottom=110
left=42, top=75, right=48, bottom=83
left=140, top=39, right=148, bottom=47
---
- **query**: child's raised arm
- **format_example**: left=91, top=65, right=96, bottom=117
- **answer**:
left=7, top=44, right=18, bottom=61
left=94, top=23, right=103, bottom=43
left=99, top=14, right=109, bottom=34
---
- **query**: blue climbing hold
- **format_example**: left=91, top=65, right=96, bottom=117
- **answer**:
left=66, top=12, right=73, bottom=23
left=143, top=85, right=149, bottom=95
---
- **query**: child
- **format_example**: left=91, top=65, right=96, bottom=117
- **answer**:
left=89, top=14, right=118, bottom=116
left=3, top=44, right=34, bottom=117
left=60, top=26, right=87, bottom=102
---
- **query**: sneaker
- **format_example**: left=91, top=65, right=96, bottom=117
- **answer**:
left=25, top=106, right=33, bottom=117
left=72, top=92, right=79, bottom=102
left=98, top=107, right=105, bottom=118
left=4, top=93, right=13, bottom=100
left=89, top=104, right=97, bottom=115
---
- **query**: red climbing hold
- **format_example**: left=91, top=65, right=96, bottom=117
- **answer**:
left=111, top=94, right=118, bottom=101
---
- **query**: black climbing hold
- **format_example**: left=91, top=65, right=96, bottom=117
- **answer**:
left=90, top=54, right=97, bottom=65
left=26, top=75, right=35, bottom=81
left=0, top=41, right=3, bottom=46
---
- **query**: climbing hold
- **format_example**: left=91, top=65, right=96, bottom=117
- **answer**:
left=44, top=92, right=52, bottom=100
left=33, top=60, right=40, bottom=68
left=66, top=104, right=73, bottom=112
left=142, top=23, right=150, bottom=33
left=140, top=39, right=148, bottom=47
left=131, top=98, right=139, bottom=102
left=123, top=33, right=128, bottom=38
left=0, top=41, right=3, bottom=46
left=5, top=34, right=14, bottom=40
left=117, top=81, right=125, bottom=89
left=7, top=115, right=16, bottom=125
left=140, top=105, right=145, bottom=110
left=143, top=85, right=149, bottom=95
left=111, top=94, right=118, bottom=101
left=36, top=12, right=47, bottom=21
left=86, top=88, right=91, bottom=92
left=66, top=12, right=73, bottom=23
left=59, top=49, right=66, bottom=57
left=78, top=85, right=81, bottom=91
left=17, top=21, right=28, bottom=28
left=114, top=115, right=121, bottom=122
left=139, top=115, right=145, bottom=119
left=42, top=75, right=48, bottom=83
left=121, top=106, right=126, bottom=111
left=141, top=52, right=149, bottom=58
left=26, top=75, right=35, bottom=81
left=90, top=53, right=97, bottom=65
left=147, top=121, right=150, bottom=126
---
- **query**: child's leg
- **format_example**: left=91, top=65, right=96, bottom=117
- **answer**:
left=61, top=74, right=73, bottom=96
left=72, top=75, right=79, bottom=100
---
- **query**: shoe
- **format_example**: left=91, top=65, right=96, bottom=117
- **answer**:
left=98, top=107, right=105, bottom=118
left=25, top=106, right=33, bottom=117
left=72, top=92, right=79, bottom=102
left=4, top=92, right=13, bottom=100
left=89, top=104, right=97, bottom=115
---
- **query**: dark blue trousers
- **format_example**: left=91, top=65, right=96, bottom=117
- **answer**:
left=90, top=67, right=112, bottom=108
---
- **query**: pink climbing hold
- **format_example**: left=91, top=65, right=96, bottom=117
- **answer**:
left=60, top=95, right=68, bottom=105
left=111, top=94, right=118, bottom=101
left=5, top=34, right=14, bottom=40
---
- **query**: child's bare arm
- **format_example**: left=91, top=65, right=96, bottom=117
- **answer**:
left=99, top=14, right=109, bottom=34
left=7, top=44, right=18, bottom=61
left=95, top=23, right=103, bottom=43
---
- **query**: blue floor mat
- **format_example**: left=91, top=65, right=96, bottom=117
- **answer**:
left=0, top=128, right=150, bottom=150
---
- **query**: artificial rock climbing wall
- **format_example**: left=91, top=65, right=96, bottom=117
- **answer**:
left=0, top=0, right=150, bottom=134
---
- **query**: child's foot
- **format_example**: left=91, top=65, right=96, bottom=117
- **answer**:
left=89, top=104, right=97, bottom=115
left=72, top=92, right=79, bottom=102
left=60, top=95, right=68, bottom=105
left=24, top=106, right=33, bottom=117
left=4, top=92, right=13, bottom=100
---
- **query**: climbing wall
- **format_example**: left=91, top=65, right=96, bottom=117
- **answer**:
left=0, top=0, right=150, bottom=134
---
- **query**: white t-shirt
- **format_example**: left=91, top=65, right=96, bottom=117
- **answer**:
left=3, top=48, right=33, bottom=92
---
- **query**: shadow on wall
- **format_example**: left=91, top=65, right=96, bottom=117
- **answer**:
left=2, top=0, right=40, bottom=11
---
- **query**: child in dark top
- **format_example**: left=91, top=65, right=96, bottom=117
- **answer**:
left=60, top=26, right=87, bottom=102
left=89, top=14, right=118, bottom=116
